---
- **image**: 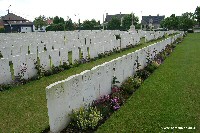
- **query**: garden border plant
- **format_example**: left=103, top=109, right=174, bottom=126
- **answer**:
left=59, top=36, right=184, bottom=133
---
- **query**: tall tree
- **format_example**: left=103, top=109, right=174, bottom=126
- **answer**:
left=122, top=13, right=139, bottom=30
left=195, top=6, right=200, bottom=26
left=160, top=13, right=195, bottom=31
left=53, top=16, right=65, bottom=24
left=160, top=14, right=179, bottom=30
left=179, top=12, right=195, bottom=31
left=65, top=18, right=74, bottom=31
left=107, top=17, right=121, bottom=30
left=33, top=15, right=47, bottom=29
left=81, top=20, right=94, bottom=30
left=81, top=19, right=100, bottom=30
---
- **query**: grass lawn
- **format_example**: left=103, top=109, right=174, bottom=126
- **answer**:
left=96, top=33, right=200, bottom=133
left=0, top=35, right=175, bottom=133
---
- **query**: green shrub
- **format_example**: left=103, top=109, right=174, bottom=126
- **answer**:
left=0, top=28, right=5, bottom=33
left=135, top=69, right=151, bottom=81
left=69, top=106, right=102, bottom=130
left=145, top=61, right=159, bottom=73
left=44, top=69, right=53, bottom=76
left=121, top=76, right=142, bottom=94
left=98, top=53, right=106, bottom=59
left=60, top=62, right=71, bottom=70
left=34, top=60, right=45, bottom=79
left=51, top=65, right=64, bottom=74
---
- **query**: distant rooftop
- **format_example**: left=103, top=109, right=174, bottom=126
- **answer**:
left=105, top=13, right=126, bottom=22
left=142, top=15, right=165, bottom=25
left=1, top=13, right=27, bottom=21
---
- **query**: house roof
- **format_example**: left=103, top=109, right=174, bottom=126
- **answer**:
left=1, top=13, right=27, bottom=21
left=142, top=15, right=165, bottom=25
left=105, top=14, right=126, bottom=22
left=46, top=19, right=53, bottom=25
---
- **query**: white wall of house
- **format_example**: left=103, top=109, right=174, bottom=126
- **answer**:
left=21, top=26, right=32, bottom=32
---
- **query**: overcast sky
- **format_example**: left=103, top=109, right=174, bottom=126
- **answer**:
left=0, top=0, right=199, bottom=23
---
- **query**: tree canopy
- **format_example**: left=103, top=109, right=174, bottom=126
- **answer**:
left=160, top=14, right=179, bottom=30
left=33, top=15, right=47, bottom=29
left=122, top=13, right=139, bottom=30
left=53, top=16, right=65, bottom=24
left=161, top=13, right=195, bottom=31
left=179, top=12, right=195, bottom=31
left=46, top=17, right=75, bottom=31
left=81, top=19, right=100, bottom=30
left=107, top=17, right=121, bottom=30
left=195, top=6, right=200, bottom=26
left=65, top=18, right=75, bottom=31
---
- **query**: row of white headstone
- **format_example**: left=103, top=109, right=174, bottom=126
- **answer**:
left=0, top=30, right=176, bottom=85
left=0, top=30, right=175, bottom=61
left=45, top=33, right=183, bottom=133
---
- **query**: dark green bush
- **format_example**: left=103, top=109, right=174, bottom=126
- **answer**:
left=61, top=62, right=71, bottom=70
left=44, top=69, right=53, bottom=76
left=135, top=69, right=151, bottom=81
left=98, top=53, right=106, bottom=58
left=0, top=28, right=5, bottom=33
left=0, top=84, right=12, bottom=91
left=51, top=66, right=64, bottom=74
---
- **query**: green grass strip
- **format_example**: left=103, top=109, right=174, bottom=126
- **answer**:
left=96, top=33, right=200, bottom=133
left=0, top=35, right=175, bottom=133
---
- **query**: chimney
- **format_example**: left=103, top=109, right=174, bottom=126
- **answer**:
left=106, top=13, right=108, bottom=16
left=120, top=12, right=121, bottom=15
left=7, top=5, right=11, bottom=14
left=157, top=14, right=159, bottom=16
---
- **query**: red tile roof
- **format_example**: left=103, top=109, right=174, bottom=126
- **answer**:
left=46, top=19, right=53, bottom=25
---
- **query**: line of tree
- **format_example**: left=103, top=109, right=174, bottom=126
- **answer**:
left=107, top=13, right=140, bottom=30
left=160, top=6, right=200, bottom=31
left=33, top=13, right=140, bottom=31
left=33, top=6, right=200, bottom=32
left=46, top=16, right=75, bottom=31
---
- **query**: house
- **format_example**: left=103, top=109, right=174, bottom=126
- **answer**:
left=104, top=12, right=126, bottom=28
left=0, top=17, right=4, bottom=28
left=0, top=11, right=34, bottom=33
left=141, top=15, right=165, bottom=30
